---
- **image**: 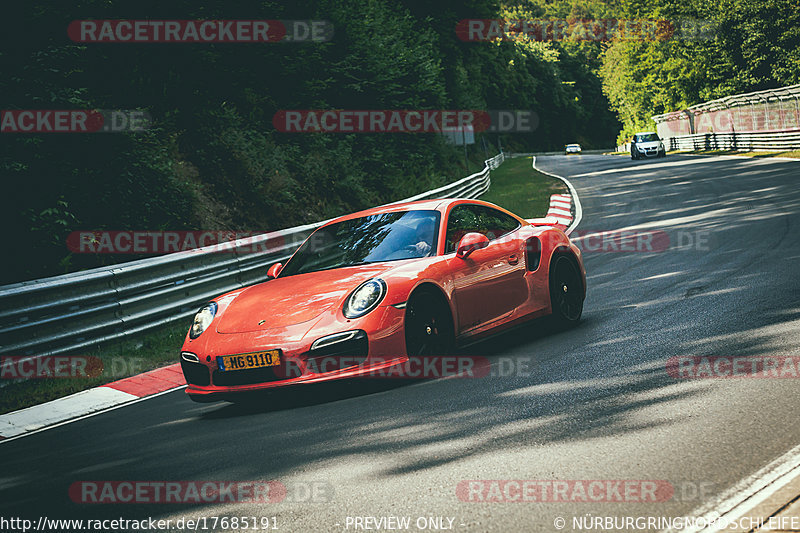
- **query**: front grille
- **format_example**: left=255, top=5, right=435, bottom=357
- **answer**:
left=212, top=365, right=284, bottom=386
left=209, top=332, right=370, bottom=387
left=180, top=359, right=211, bottom=386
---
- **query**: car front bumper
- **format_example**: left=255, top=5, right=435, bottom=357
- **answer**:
left=181, top=304, right=408, bottom=400
left=635, top=145, right=662, bottom=157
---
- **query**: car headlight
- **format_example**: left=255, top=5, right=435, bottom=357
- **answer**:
left=343, top=279, right=387, bottom=319
left=189, top=302, right=218, bottom=339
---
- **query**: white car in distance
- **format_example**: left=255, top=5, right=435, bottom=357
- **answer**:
left=565, top=143, right=582, bottom=155
left=631, top=132, right=666, bottom=159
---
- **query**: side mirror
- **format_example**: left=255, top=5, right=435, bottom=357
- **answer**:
left=456, top=232, right=490, bottom=259
left=266, top=262, right=283, bottom=279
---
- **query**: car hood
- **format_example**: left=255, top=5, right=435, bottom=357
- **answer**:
left=636, top=141, right=661, bottom=148
left=215, top=264, right=394, bottom=334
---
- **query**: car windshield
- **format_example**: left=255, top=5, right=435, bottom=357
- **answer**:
left=279, top=210, right=441, bottom=276
left=634, top=133, right=660, bottom=142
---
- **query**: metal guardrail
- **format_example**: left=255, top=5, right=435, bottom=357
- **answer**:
left=0, top=153, right=504, bottom=359
left=617, top=130, right=800, bottom=153
left=665, top=130, right=800, bottom=152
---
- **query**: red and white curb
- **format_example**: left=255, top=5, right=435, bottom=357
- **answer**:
left=529, top=156, right=583, bottom=235
left=546, top=193, right=574, bottom=227
left=0, top=363, right=185, bottom=442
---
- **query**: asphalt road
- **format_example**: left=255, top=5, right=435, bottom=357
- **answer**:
left=2, top=154, right=799, bottom=532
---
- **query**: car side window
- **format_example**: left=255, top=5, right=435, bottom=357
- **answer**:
left=445, top=205, right=520, bottom=253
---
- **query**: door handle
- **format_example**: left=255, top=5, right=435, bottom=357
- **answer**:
left=508, top=254, right=519, bottom=265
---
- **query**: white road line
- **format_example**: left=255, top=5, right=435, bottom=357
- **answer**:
left=668, top=444, right=800, bottom=532
left=0, top=385, right=186, bottom=444
left=0, top=387, right=138, bottom=438
left=532, top=156, right=583, bottom=235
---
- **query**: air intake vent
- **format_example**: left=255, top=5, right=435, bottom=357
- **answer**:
left=525, top=237, right=542, bottom=271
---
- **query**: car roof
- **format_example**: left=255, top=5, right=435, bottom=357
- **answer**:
left=321, top=198, right=519, bottom=226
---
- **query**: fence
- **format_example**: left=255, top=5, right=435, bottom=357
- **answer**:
left=634, top=84, right=800, bottom=153
left=664, top=130, right=800, bottom=152
left=618, top=128, right=800, bottom=154
left=653, top=84, right=800, bottom=137
left=0, top=153, right=504, bottom=359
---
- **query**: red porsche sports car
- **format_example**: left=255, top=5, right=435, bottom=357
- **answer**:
left=180, top=198, right=586, bottom=402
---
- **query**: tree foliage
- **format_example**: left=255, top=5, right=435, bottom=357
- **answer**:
left=597, top=0, right=800, bottom=142
left=2, top=0, right=621, bottom=283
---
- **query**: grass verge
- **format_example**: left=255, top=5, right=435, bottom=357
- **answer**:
left=480, top=156, right=568, bottom=218
left=0, top=321, right=188, bottom=415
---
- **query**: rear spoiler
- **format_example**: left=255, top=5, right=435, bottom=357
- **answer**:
left=526, top=217, right=568, bottom=232
left=526, top=217, right=560, bottom=227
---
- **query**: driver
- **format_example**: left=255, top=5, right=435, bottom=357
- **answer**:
left=411, top=218, right=436, bottom=256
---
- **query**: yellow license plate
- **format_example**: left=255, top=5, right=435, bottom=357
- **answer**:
left=217, top=350, right=281, bottom=372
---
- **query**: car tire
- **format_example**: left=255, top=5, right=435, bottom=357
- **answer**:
left=549, top=254, right=584, bottom=327
left=404, top=289, right=455, bottom=356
